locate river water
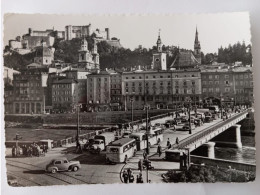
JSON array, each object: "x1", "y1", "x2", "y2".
[{"x1": 214, "y1": 134, "x2": 256, "y2": 164}]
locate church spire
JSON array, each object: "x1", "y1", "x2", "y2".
[
  {"x1": 194, "y1": 26, "x2": 201, "y2": 64},
  {"x1": 156, "y1": 29, "x2": 162, "y2": 52}
]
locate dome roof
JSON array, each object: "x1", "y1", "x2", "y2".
[{"x1": 35, "y1": 46, "x2": 53, "y2": 57}]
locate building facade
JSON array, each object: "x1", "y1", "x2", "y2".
[
  {"x1": 122, "y1": 69, "x2": 202, "y2": 110},
  {"x1": 86, "y1": 71, "x2": 112, "y2": 111},
  {"x1": 51, "y1": 79, "x2": 78, "y2": 113},
  {"x1": 12, "y1": 68, "x2": 48, "y2": 114},
  {"x1": 201, "y1": 67, "x2": 253, "y2": 106}
]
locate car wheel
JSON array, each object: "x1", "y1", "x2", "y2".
[
  {"x1": 73, "y1": 166, "x2": 79, "y2": 172},
  {"x1": 51, "y1": 168, "x2": 57, "y2": 174}
]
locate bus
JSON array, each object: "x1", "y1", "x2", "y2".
[
  {"x1": 129, "y1": 127, "x2": 163, "y2": 151},
  {"x1": 106, "y1": 138, "x2": 137, "y2": 163}
]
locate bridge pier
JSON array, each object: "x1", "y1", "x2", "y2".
[
  {"x1": 204, "y1": 142, "x2": 215, "y2": 159},
  {"x1": 213, "y1": 124, "x2": 243, "y2": 148},
  {"x1": 234, "y1": 124, "x2": 242, "y2": 148}
]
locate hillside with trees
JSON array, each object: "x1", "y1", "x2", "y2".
[{"x1": 3, "y1": 37, "x2": 252, "y2": 70}]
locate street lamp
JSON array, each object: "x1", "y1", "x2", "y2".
[
  {"x1": 75, "y1": 104, "x2": 82, "y2": 153},
  {"x1": 186, "y1": 97, "x2": 192, "y2": 134},
  {"x1": 220, "y1": 94, "x2": 223, "y2": 119},
  {"x1": 130, "y1": 97, "x2": 134, "y2": 122},
  {"x1": 144, "y1": 104, "x2": 150, "y2": 183}
]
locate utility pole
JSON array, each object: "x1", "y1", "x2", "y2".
[
  {"x1": 130, "y1": 98, "x2": 134, "y2": 122},
  {"x1": 220, "y1": 93, "x2": 223, "y2": 119},
  {"x1": 144, "y1": 104, "x2": 150, "y2": 183},
  {"x1": 187, "y1": 97, "x2": 192, "y2": 135}
]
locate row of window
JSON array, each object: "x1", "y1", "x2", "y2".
[
  {"x1": 125, "y1": 81, "x2": 195, "y2": 87},
  {"x1": 125, "y1": 74, "x2": 196, "y2": 80},
  {"x1": 125, "y1": 88, "x2": 196, "y2": 94},
  {"x1": 53, "y1": 97, "x2": 71, "y2": 102},
  {"x1": 53, "y1": 84, "x2": 71, "y2": 88},
  {"x1": 202, "y1": 87, "x2": 229, "y2": 93},
  {"x1": 53, "y1": 91, "x2": 71, "y2": 95}
]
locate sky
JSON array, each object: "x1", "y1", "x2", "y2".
[{"x1": 3, "y1": 12, "x2": 251, "y2": 54}]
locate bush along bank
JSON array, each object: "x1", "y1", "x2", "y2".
[{"x1": 164, "y1": 165, "x2": 255, "y2": 183}]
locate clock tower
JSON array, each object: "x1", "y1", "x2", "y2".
[{"x1": 152, "y1": 30, "x2": 167, "y2": 70}]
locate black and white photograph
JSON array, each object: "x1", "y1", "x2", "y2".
[{"x1": 3, "y1": 12, "x2": 255, "y2": 186}]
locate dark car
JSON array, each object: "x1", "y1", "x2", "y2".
[
  {"x1": 46, "y1": 158, "x2": 81, "y2": 173},
  {"x1": 164, "y1": 120, "x2": 176, "y2": 128}
]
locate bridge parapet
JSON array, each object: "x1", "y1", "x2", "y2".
[{"x1": 172, "y1": 109, "x2": 249, "y2": 152}]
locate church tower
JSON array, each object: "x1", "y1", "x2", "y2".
[
  {"x1": 194, "y1": 27, "x2": 201, "y2": 64},
  {"x1": 78, "y1": 37, "x2": 100, "y2": 70},
  {"x1": 152, "y1": 30, "x2": 166, "y2": 70},
  {"x1": 92, "y1": 38, "x2": 100, "y2": 70}
]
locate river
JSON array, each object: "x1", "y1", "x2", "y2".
[{"x1": 214, "y1": 134, "x2": 256, "y2": 164}]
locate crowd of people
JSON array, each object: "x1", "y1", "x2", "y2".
[{"x1": 12, "y1": 143, "x2": 48, "y2": 157}]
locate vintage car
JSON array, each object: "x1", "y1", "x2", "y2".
[
  {"x1": 182, "y1": 123, "x2": 196, "y2": 131},
  {"x1": 46, "y1": 158, "x2": 81, "y2": 173}
]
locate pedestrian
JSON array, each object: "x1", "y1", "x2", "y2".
[
  {"x1": 127, "y1": 168, "x2": 132, "y2": 180},
  {"x1": 157, "y1": 144, "x2": 162, "y2": 157},
  {"x1": 143, "y1": 150, "x2": 147, "y2": 160},
  {"x1": 176, "y1": 137, "x2": 179, "y2": 145},
  {"x1": 166, "y1": 138, "x2": 170, "y2": 147},
  {"x1": 12, "y1": 146, "x2": 16, "y2": 157},
  {"x1": 138, "y1": 159, "x2": 143, "y2": 172},
  {"x1": 122, "y1": 170, "x2": 128, "y2": 183},
  {"x1": 129, "y1": 173, "x2": 135, "y2": 183},
  {"x1": 138, "y1": 173, "x2": 144, "y2": 183},
  {"x1": 168, "y1": 143, "x2": 172, "y2": 149}
]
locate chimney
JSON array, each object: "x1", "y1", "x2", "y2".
[
  {"x1": 29, "y1": 28, "x2": 32, "y2": 36},
  {"x1": 105, "y1": 28, "x2": 110, "y2": 40}
]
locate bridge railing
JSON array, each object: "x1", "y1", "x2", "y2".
[{"x1": 173, "y1": 109, "x2": 249, "y2": 150}]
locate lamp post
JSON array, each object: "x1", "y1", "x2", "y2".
[
  {"x1": 186, "y1": 97, "x2": 192, "y2": 134},
  {"x1": 220, "y1": 94, "x2": 223, "y2": 119},
  {"x1": 130, "y1": 97, "x2": 134, "y2": 122},
  {"x1": 144, "y1": 104, "x2": 150, "y2": 183},
  {"x1": 76, "y1": 104, "x2": 82, "y2": 153}
]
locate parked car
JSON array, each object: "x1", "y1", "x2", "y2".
[
  {"x1": 122, "y1": 131, "x2": 132, "y2": 138},
  {"x1": 180, "y1": 116, "x2": 189, "y2": 123},
  {"x1": 182, "y1": 123, "x2": 196, "y2": 131},
  {"x1": 46, "y1": 158, "x2": 81, "y2": 173},
  {"x1": 164, "y1": 119, "x2": 176, "y2": 128}
]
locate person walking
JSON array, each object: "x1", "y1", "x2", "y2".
[
  {"x1": 176, "y1": 137, "x2": 179, "y2": 145},
  {"x1": 143, "y1": 150, "x2": 147, "y2": 160},
  {"x1": 127, "y1": 168, "x2": 132, "y2": 180},
  {"x1": 166, "y1": 138, "x2": 170, "y2": 147},
  {"x1": 157, "y1": 144, "x2": 162, "y2": 157},
  {"x1": 12, "y1": 146, "x2": 16, "y2": 157},
  {"x1": 138, "y1": 159, "x2": 143, "y2": 172},
  {"x1": 122, "y1": 170, "x2": 128, "y2": 183},
  {"x1": 129, "y1": 173, "x2": 135, "y2": 183}
]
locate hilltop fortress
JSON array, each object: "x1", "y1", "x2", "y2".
[{"x1": 7, "y1": 24, "x2": 121, "y2": 54}]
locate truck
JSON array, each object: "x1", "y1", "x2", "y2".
[{"x1": 90, "y1": 132, "x2": 115, "y2": 153}]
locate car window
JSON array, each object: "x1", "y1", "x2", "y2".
[
  {"x1": 54, "y1": 161, "x2": 62, "y2": 164},
  {"x1": 64, "y1": 160, "x2": 68, "y2": 163}
]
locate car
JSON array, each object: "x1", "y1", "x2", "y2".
[
  {"x1": 122, "y1": 131, "x2": 132, "y2": 138},
  {"x1": 182, "y1": 123, "x2": 195, "y2": 131},
  {"x1": 180, "y1": 116, "x2": 189, "y2": 123},
  {"x1": 46, "y1": 158, "x2": 81, "y2": 173},
  {"x1": 164, "y1": 119, "x2": 176, "y2": 128}
]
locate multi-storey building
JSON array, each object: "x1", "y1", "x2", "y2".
[
  {"x1": 201, "y1": 67, "x2": 253, "y2": 106},
  {"x1": 110, "y1": 72, "x2": 123, "y2": 110},
  {"x1": 65, "y1": 69, "x2": 89, "y2": 105},
  {"x1": 51, "y1": 79, "x2": 79, "y2": 113},
  {"x1": 86, "y1": 70, "x2": 113, "y2": 112},
  {"x1": 122, "y1": 69, "x2": 201, "y2": 110},
  {"x1": 12, "y1": 68, "x2": 48, "y2": 114}
]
